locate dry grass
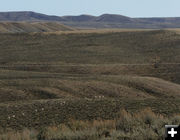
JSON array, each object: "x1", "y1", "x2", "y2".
[
  {"x1": 0, "y1": 30, "x2": 180, "y2": 139},
  {"x1": 167, "y1": 28, "x2": 180, "y2": 34},
  {"x1": 0, "y1": 22, "x2": 74, "y2": 33},
  {"x1": 0, "y1": 108, "x2": 180, "y2": 140},
  {"x1": 42, "y1": 28, "x2": 157, "y2": 35}
]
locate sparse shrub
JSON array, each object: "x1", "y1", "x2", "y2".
[
  {"x1": 136, "y1": 108, "x2": 157, "y2": 127},
  {"x1": 37, "y1": 128, "x2": 47, "y2": 140},
  {"x1": 170, "y1": 115, "x2": 180, "y2": 125},
  {"x1": 1, "y1": 109, "x2": 180, "y2": 140},
  {"x1": 116, "y1": 109, "x2": 135, "y2": 132},
  {"x1": 0, "y1": 129, "x2": 37, "y2": 140}
]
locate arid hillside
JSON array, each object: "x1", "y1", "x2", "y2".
[
  {"x1": 0, "y1": 22, "x2": 74, "y2": 33},
  {"x1": 0, "y1": 30, "x2": 180, "y2": 132}
]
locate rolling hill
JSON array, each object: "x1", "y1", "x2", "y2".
[
  {"x1": 0, "y1": 29, "x2": 180, "y2": 130},
  {"x1": 0, "y1": 30, "x2": 180, "y2": 100},
  {"x1": 0, "y1": 11, "x2": 65, "y2": 21},
  {"x1": 1, "y1": 11, "x2": 180, "y2": 28},
  {"x1": 0, "y1": 22, "x2": 74, "y2": 33}
]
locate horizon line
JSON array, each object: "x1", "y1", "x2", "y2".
[{"x1": 0, "y1": 10, "x2": 180, "y2": 18}]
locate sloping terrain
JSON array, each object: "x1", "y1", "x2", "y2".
[
  {"x1": 1, "y1": 11, "x2": 180, "y2": 28},
  {"x1": 0, "y1": 11, "x2": 65, "y2": 21},
  {"x1": 0, "y1": 22, "x2": 74, "y2": 33},
  {"x1": 1, "y1": 73, "x2": 180, "y2": 103},
  {"x1": 0, "y1": 30, "x2": 180, "y2": 100},
  {"x1": 0, "y1": 30, "x2": 180, "y2": 129}
]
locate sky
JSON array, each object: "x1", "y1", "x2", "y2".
[{"x1": 0, "y1": 0, "x2": 179, "y2": 17}]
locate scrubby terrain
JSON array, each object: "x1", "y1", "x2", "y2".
[
  {"x1": 1, "y1": 109, "x2": 180, "y2": 140},
  {"x1": 0, "y1": 29, "x2": 180, "y2": 139}
]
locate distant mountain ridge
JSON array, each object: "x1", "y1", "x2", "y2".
[
  {"x1": 0, "y1": 11, "x2": 65, "y2": 21},
  {"x1": 1, "y1": 11, "x2": 180, "y2": 28}
]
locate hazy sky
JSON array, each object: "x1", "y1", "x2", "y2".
[{"x1": 0, "y1": 0, "x2": 179, "y2": 17}]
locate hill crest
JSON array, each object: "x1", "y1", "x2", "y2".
[{"x1": 1, "y1": 11, "x2": 180, "y2": 28}]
